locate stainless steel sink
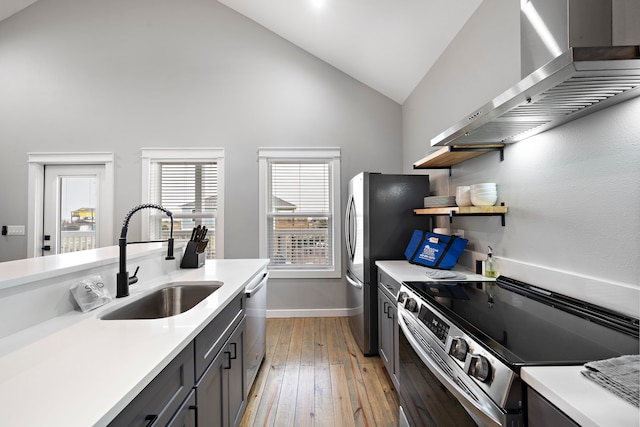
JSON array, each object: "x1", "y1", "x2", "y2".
[{"x1": 100, "y1": 281, "x2": 222, "y2": 320}]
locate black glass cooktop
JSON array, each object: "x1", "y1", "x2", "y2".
[{"x1": 403, "y1": 277, "x2": 640, "y2": 368}]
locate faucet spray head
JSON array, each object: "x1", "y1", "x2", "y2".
[{"x1": 120, "y1": 203, "x2": 173, "y2": 238}]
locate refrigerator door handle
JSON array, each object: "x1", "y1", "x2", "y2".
[
  {"x1": 345, "y1": 195, "x2": 356, "y2": 261},
  {"x1": 344, "y1": 195, "x2": 351, "y2": 258},
  {"x1": 346, "y1": 270, "x2": 363, "y2": 289}
]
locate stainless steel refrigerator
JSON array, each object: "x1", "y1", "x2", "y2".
[{"x1": 345, "y1": 172, "x2": 430, "y2": 356}]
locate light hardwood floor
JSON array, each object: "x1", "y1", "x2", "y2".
[{"x1": 240, "y1": 317, "x2": 400, "y2": 427}]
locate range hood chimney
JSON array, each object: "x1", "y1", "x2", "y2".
[{"x1": 431, "y1": 0, "x2": 640, "y2": 147}]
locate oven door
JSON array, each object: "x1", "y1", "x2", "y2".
[{"x1": 398, "y1": 311, "x2": 506, "y2": 427}]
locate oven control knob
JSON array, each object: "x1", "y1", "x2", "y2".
[
  {"x1": 449, "y1": 337, "x2": 468, "y2": 361},
  {"x1": 405, "y1": 298, "x2": 418, "y2": 313},
  {"x1": 468, "y1": 354, "x2": 492, "y2": 383},
  {"x1": 397, "y1": 292, "x2": 408, "y2": 304}
]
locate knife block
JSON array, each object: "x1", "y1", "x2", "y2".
[{"x1": 180, "y1": 241, "x2": 205, "y2": 268}]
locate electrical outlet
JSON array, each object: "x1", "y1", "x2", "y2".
[{"x1": 6, "y1": 225, "x2": 25, "y2": 236}]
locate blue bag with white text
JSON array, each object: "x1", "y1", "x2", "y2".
[{"x1": 404, "y1": 230, "x2": 468, "y2": 270}]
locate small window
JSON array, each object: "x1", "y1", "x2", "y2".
[
  {"x1": 142, "y1": 148, "x2": 224, "y2": 259},
  {"x1": 258, "y1": 148, "x2": 341, "y2": 278}
]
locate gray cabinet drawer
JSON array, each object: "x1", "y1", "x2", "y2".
[
  {"x1": 194, "y1": 293, "x2": 244, "y2": 381},
  {"x1": 108, "y1": 342, "x2": 195, "y2": 427},
  {"x1": 378, "y1": 270, "x2": 400, "y2": 303}
]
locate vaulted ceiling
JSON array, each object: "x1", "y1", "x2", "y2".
[
  {"x1": 0, "y1": 0, "x2": 483, "y2": 104},
  {"x1": 0, "y1": 0, "x2": 38, "y2": 22}
]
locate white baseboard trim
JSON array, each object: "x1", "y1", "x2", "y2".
[{"x1": 267, "y1": 308, "x2": 351, "y2": 318}]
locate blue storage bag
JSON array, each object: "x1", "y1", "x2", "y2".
[{"x1": 404, "y1": 230, "x2": 468, "y2": 270}]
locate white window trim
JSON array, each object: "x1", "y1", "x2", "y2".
[
  {"x1": 258, "y1": 147, "x2": 341, "y2": 279},
  {"x1": 141, "y1": 148, "x2": 225, "y2": 259},
  {"x1": 27, "y1": 152, "x2": 115, "y2": 258}
]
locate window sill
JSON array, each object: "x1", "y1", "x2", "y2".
[{"x1": 267, "y1": 269, "x2": 341, "y2": 279}]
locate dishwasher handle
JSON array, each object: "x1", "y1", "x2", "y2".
[{"x1": 246, "y1": 272, "x2": 268, "y2": 297}]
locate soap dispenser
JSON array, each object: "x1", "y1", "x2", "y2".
[{"x1": 484, "y1": 246, "x2": 499, "y2": 278}]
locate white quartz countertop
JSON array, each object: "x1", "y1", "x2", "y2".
[
  {"x1": 0, "y1": 258, "x2": 269, "y2": 427},
  {"x1": 376, "y1": 259, "x2": 493, "y2": 283},
  {"x1": 522, "y1": 365, "x2": 640, "y2": 427}
]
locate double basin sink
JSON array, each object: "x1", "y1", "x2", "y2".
[{"x1": 100, "y1": 281, "x2": 223, "y2": 320}]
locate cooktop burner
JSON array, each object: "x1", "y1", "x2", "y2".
[{"x1": 403, "y1": 277, "x2": 639, "y2": 368}]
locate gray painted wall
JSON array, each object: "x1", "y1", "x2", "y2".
[
  {"x1": 403, "y1": 1, "x2": 640, "y2": 293},
  {"x1": 0, "y1": 0, "x2": 403, "y2": 312},
  {"x1": 2, "y1": 0, "x2": 638, "y2": 314}
]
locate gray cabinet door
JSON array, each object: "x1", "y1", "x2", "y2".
[
  {"x1": 196, "y1": 318, "x2": 246, "y2": 427},
  {"x1": 378, "y1": 287, "x2": 398, "y2": 389},
  {"x1": 197, "y1": 344, "x2": 226, "y2": 426},
  {"x1": 166, "y1": 390, "x2": 197, "y2": 427},
  {"x1": 527, "y1": 387, "x2": 579, "y2": 427},
  {"x1": 378, "y1": 290, "x2": 393, "y2": 368},
  {"x1": 228, "y1": 321, "x2": 246, "y2": 427}
]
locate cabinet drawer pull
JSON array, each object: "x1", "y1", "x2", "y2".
[
  {"x1": 224, "y1": 351, "x2": 232, "y2": 370},
  {"x1": 230, "y1": 342, "x2": 237, "y2": 360},
  {"x1": 144, "y1": 414, "x2": 158, "y2": 427},
  {"x1": 189, "y1": 405, "x2": 198, "y2": 419}
]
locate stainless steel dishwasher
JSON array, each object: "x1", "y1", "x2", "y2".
[{"x1": 244, "y1": 269, "x2": 268, "y2": 393}]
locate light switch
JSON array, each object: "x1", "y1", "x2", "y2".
[{"x1": 7, "y1": 225, "x2": 25, "y2": 236}]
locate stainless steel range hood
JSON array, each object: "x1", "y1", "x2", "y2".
[{"x1": 431, "y1": 0, "x2": 640, "y2": 147}]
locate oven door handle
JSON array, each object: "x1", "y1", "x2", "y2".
[{"x1": 398, "y1": 311, "x2": 504, "y2": 427}]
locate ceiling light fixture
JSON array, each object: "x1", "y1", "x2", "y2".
[{"x1": 310, "y1": 0, "x2": 326, "y2": 10}]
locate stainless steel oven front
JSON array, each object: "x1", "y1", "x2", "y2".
[{"x1": 397, "y1": 285, "x2": 524, "y2": 427}]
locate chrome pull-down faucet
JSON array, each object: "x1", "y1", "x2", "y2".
[{"x1": 117, "y1": 204, "x2": 175, "y2": 298}]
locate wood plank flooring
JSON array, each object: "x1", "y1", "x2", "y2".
[{"x1": 240, "y1": 317, "x2": 400, "y2": 427}]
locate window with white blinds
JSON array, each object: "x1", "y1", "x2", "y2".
[
  {"x1": 258, "y1": 148, "x2": 341, "y2": 278},
  {"x1": 142, "y1": 149, "x2": 224, "y2": 259}
]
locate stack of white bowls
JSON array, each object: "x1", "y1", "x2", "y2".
[
  {"x1": 470, "y1": 183, "x2": 498, "y2": 206},
  {"x1": 455, "y1": 186, "x2": 471, "y2": 207}
]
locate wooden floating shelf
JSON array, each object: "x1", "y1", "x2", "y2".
[
  {"x1": 414, "y1": 204, "x2": 508, "y2": 226},
  {"x1": 413, "y1": 144, "x2": 505, "y2": 170},
  {"x1": 414, "y1": 205, "x2": 508, "y2": 215}
]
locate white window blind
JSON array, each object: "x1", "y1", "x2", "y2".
[
  {"x1": 148, "y1": 161, "x2": 219, "y2": 259},
  {"x1": 150, "y1": 162, "x2": 218, "y2": 212},
  {"x1": 259, "y1": 148, "x2": 341, "y2": 278}
]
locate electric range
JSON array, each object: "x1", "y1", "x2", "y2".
[{"x1": 397, "y1": 275, "x2": 639, "y2": 427}]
